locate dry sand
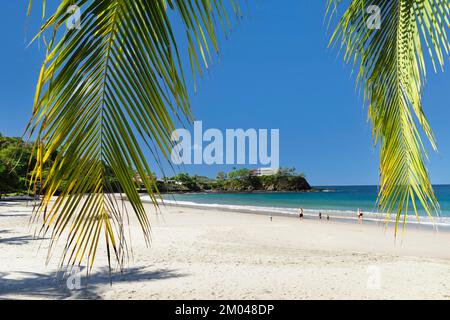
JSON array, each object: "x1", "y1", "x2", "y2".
[{"x1": 1, "y1": 200, "x2": 450, "y2": 300}]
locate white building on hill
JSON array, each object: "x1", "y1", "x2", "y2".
[{"x1": 250, "y1": 168, "x2": 279, "y2": 177}]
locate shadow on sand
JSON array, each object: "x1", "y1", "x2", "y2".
[
  {"x1": 0, "y1": 201, "x2": 33, "y2": 216},
  {"x1": 0, "y1": 201, "x2": 35, "y2": 207},
  {"x1": 0, "y1": 235, "x2": 35, "y2": 246},
  {"x1": 0, "y1": 230, "x2": 47, "y2": 246},
  {"x1": 0, "y1": 267, "x2": 187, "y2": 299},
  {"x1": 0, "y1": 213, "x2": 29, "y2": 217}
]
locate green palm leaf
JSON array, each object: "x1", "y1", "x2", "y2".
[
  {"x1": 327, "y1": 0, "x2": 450, "y2": 233},
  {"x1": 27, "y1": 0, "x2": 239, "y2": 270}
]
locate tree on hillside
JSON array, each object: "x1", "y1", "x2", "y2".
[
  {"x1": 173, "y1": 173, "x2": 201, "y2": 192},
  {"x1": 0, "y1": 135, "x2": 34, "y2": 198}
]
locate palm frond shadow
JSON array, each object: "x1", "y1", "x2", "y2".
[
  {"x1": 0, "y1": 235, "x2": 35, "y2": 246},
  {"x1": 0, "y1": 202, "x2": 34, "y2": 208},
  {"x1": 0, "y1": 267, "x2": 186, "y2": 299}
]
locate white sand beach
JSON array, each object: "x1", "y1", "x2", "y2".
[{"x1": 1, "y1": 200, "x2": 450, "y2": 300}]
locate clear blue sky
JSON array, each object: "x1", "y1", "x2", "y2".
[{"x1": 1, "y1": 0, "x2": 449, "y2": 186}]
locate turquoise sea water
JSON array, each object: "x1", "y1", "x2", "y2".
[{"x1": 161, "y1": 185, "x2": 450, "y2": 222}]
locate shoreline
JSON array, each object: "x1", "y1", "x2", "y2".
[
  {"x1": 145, "y1": 197, "x2": 450, "y2": 232},
  {"x1": 3, "y1": 195, "x2": 448, "y2": 230}
]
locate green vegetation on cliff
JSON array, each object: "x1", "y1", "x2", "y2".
[
  {"x1": 158, "y1": 167, "x2": 311, "y2": 193},
  {"x1": 0, "y1": 135, "x2": 311, "y2": 197}
]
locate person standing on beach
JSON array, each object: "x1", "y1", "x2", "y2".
[
  {"x1": 299, "y1": 208, "x2": 304, "y2": 220},
  {"x1": 319, "y1": 212, "x2": 322, "y2": 220},
  {"x1": 357, "y1": 209, "x2": 363, "y2": 224},
  {"x1": 327, "y1": 215, "x2": 330, "y2": 222}
]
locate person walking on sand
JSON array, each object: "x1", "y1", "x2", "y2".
[
  {"x1": 319, "y1": 212, "x2": 322, "y2": 220},
  {"x1": 299, "y1": 208, "x2": 304, "y2": 220},
  {"x1": 327, "y1": 215, "x2": 330, "y2": 222}
]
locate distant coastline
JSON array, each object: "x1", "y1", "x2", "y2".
[{"x1": 156, "y1": 188, "x2": 330, "y2": 195}]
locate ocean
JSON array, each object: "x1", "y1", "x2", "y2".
[{"x1": 158, "y1": 185, "x2": 450, "y2": 226}]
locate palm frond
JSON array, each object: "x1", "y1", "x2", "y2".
[
  {"x1": 27, "y1": 0, "x2": 238, "y2": 270},
  {"x1": 327, "y1": 0, "x2": 450, "y2": 233}
]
